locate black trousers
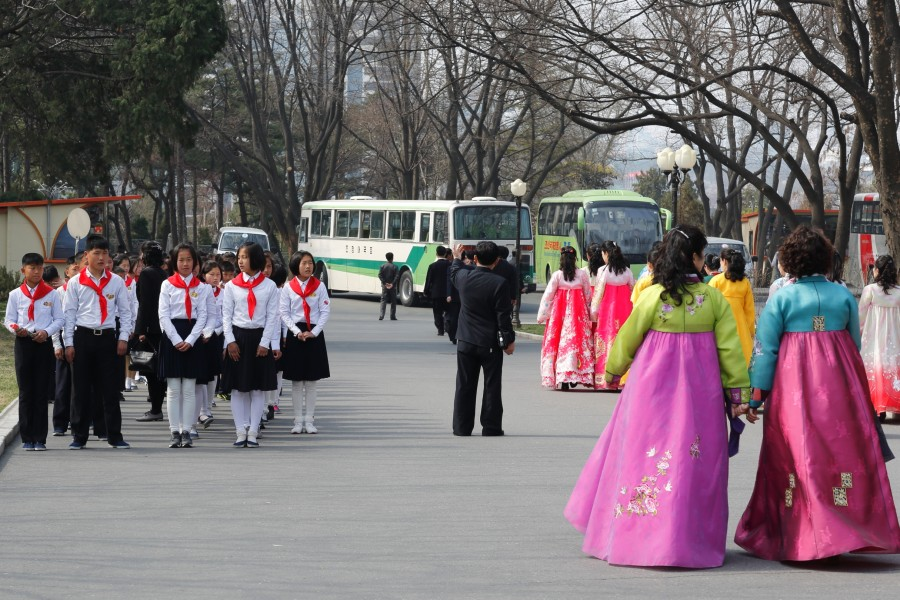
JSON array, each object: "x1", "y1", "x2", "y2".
[
  {"x1": 431, "y1": 297, "x2": 448, "y2": 333},
  {"x1": 446, "y1": 302, "x2": 460, "y2": 342},
  {"x1": 71, "y1": 328, "x2": 123, "y2": 444},
  {"x1": 14, "y1": 336, "x2": 54, "y2": 444},
  {"x1": 53, "y1": 356, "x2": 72, "y2": 432},
  {"x1": 380, "y1": 287, "x2": 397, "y2": 318},
  {"x1": 453, "y1": 340, "x2": 504, "y2": 435}
]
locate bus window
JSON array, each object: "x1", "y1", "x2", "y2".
[
  {"x1": 561, "y1": 204, "x2": 576, "y2": 236},
  {"x1": 419, "y1": 213, "x2": 431, "y2": 242},
  {"x1": 311, "y1": 210, "x2": 322, "y2": 236},
  {"x1": 336, "y1": 210, "x2": 350, "y2": 237},
  {"x1": 538, "y1": 204, "x2": 554, "y2": 235},
  {"x1": 401, "y1": 211, "x2": 416, "y2": 240},
  {"x1": 453, "y1": 205, "x2": 532, "y2": 240},
  {"x1": 360, "y1": 211, "x2": 372, "y2": 238},
  {"x1": 321, "y1": 210, "x2": 332, "y2": 237},
  {"x1": 370, "y1": 211, "x2": 385, "y2": 238},
  {"x1": 388, "y1": 211, "x2": 402, "y2": 239},
  {"x1": 434, "y1": 212, "x2": 448, "y2": 242},
  {"x1": 298, "y1": 217, "x2": 308, "y2": 243},
  {"x1": 349, "y1": 210, "x2": 361, "y2": 238},
  {"x1": 851, "y1": 200, "x2": 884, "y2": 235}
]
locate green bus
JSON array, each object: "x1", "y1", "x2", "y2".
[
  {"x1": 535, "y1": 190, "x2": 664, "y2": 284},
  {"x1": 297, "y1": 197, "x2": 535, "y2": 306}
]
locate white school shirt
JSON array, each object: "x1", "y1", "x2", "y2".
[
  {"x1": 4, "y1": 283, "x2": 65, "y2": 337},
  {"x1": 222, "y1": 272, "x2": 281, "y2": 351},
  {"x1": 202, "y1": 285, "x2": 224, "y2": 338},
  {"x1": 158, "y1": 274, "x2": 209, "y2": 346},
  {"x1": 64, "y1": 269, "x2": 133, "y2": 346},
  {"x1": 52, "y1": 285, "x2": 68, "y2": 351},
  {"x1": 280, "y1": 277, "x2": 331, "y2": 337},
  {"x1": 124, "y1": 276, "x2": 140, "y2": 329}
]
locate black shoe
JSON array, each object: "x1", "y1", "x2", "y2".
[
  {"x1": 482, "y1": 429, "x2": 505, "y2": 437},
  {"x1": 118, "y1": 392, "x2": 125, "y2": 402},
  {"x1": 437, "y1": 330, "x2": 445, "y2": 336},
  {"x1": 267, "y1": 405, "x2": 275, "y2": 420},
  {"x1": 452, "y1": 431, "x2": 472, "y2": 436},
  {"x1": 180, "y1": 431, "x2": 193, "y2": 448},
  {"x1": 390, "y1": 317, "x2": 398, "y2": 321},
  {"x1": 379, "y1": 316, "x2": 384, "y2": 320},
  {"x1": 199, "y1": 415, "x2": 214, "y2": 429},
  {"x1": 136, "y1": 411, "x2": 164, "y2": 422},
  {"x1": 169, "y1": 432, "x2": 182, "y2": 448}
]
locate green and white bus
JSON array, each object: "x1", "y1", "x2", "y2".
[
  {"x1": 535, "y1": 189, "x2": 664, "y2": 284},
  {"x1": 297, "y1": 197, "x2": 535, "y2": 306}
]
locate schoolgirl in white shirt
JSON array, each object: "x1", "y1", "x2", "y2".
[
  {"x1": 158, "y1": 244, "x2": 209, "y2": 448},
  {"x1": 280, "y1": 251, "x2": 331, "y2": 434},
  {"x1": 195, "y1": 260, "x2": 224, "y2": 430},
  {"x1": 222, "y1": 242, "x2": 281, "y2": 448}
]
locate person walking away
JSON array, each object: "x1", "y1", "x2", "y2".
[
  {"x1": 630, "y1": 244, "x2": 661, "y2": 305},
  {"x1": 708, "y1": 249, "x2": 755, "y2": 365},
  {"x1": 859, "y1": 255, "x2": 900, "y2": 419},
  {"x1": 590, "y1": 241, "x2": 634, "y2": 389},
  {"x1": 5, "y1": 253, "x2": 64, "y2": 451},
  {"x1": 735, "y1": 226, "x2": 900, "y2": 561},
  {"x1": 281, "y1": 251, "x2": 331, "y2": 435},
  {"x1": 379, "y1": 252, "x2": 399, "y2": 320},
  {"x1": 537, "y1": 246, "x2": 593, "y2": 389},
  {"x1": 449, "y1": 242, "x2": 515, "y2": 436},
  {"x1": 423, "y1": 246, "x2": 450, "y2": 335},
  {"x1": 63, "y1": 235, "x2": 134, "y2": 449},
  {"x1": 134, "y1": 242, "x2": 168, "y2": 423}
]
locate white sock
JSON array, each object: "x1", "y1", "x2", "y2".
[
  {"x1": 166, "y1": 379, "x2": 183, "y2": 433},
  {"x1": 304, "y1": 381, "x2": 318, "y2": 422},
  {"x1": 180, "y1": 378, "x2": 196, "y2": 432},
  {"x1": 292, "y1": 383, "x2": 304, "y2": 425},
  {"x1": 231, "y1": 390, "x2": 251, "y2": 432},
  {"x1": 248, "y1": 390, "x2": 266, "y2": 435}
]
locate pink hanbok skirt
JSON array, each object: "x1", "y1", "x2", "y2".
[
  {"x1": 593, "y1": 284, "x2": 632, "y2": 388},
  {"x1": 735, "y1": 330, "x2": 900, "y2": 561},
  {"x1": 540, "y1": 288, "x2": 593, "y2": 388}
]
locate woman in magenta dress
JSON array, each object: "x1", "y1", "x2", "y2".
[
  {"x1": 565, "y1": 225, "x2": 752, "y2": 568},
  {"x1": 537, "y1": 246, "x2": 593, "y2": 389},
  {"x1": 735, "y1": 226, "x2": 900, "y2": 561},
  {"x1": 590, "y1": 241, "x2": 634, "y2": 389}
]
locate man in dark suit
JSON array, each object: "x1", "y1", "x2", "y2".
[
  {"x1": 449, "y1": 241, "x2": 516, "y2": 436},
  {"x1": 423, "y1": 246, "x2": 450, "y2": 336}
]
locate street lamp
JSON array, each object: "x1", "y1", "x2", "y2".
[
  {"x1": 510, "y1": 178, "x2": 527, "y2": 328},
  {"x1": 656, "y1": 144, "x2": 697, "y2": 224}
]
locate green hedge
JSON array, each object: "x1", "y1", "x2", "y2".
[{"x1": 0, "y1": 266, "x2": 22, "y2": 301}]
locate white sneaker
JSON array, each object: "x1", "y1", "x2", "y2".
[
  {"x1": 305, "y1": 421, "x2": 318, "y2": 434},
  {"x1": 124, "y1": 380, "x2": 136, "y2": 391},
  {"x1": 291, "y1": 423, "x2": 304, "y2": 434}
]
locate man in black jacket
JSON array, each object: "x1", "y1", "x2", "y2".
[
  {"x1": 449, "y1": 241, "x2": 516, "y2": 436},
  {"x1": 378, "y1": 252, "x2": 400, "y2": 321},
  {"x1": 423, "y1": 246, "x2": 450, "y2": 335}
]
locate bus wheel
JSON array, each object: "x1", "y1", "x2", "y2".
[
  {"x1": 398, "y1": 270, "x2": 417, "y2": 307},
  {"x1": 316, "y1": 263, "x2": 329, "y2": 293}
]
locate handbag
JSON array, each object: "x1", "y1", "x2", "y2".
[{"x1": 129, "y1": 340, "x2": 158, "y2": 373}]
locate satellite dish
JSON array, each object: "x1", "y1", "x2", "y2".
[{"x1": 67, "y1": 208, "x2": 91, "y2": 239}]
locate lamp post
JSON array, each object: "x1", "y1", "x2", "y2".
[
  {"x1": 656, "y1": 144, "x2": 697, "y2": 225},
  {"x1": 510, "y1": 178, "x2": 527, "y2": 328}
]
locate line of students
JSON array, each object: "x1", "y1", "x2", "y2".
[{"x1": 5, "y1": 236, "x2": 332, "y2": 451}]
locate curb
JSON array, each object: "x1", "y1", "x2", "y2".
[
  {"x1": 0, "y1": 398, "x2": 20, "y2": 459},
  {"x1": 514, "y1": 330, "x2": 544, "y2": 341}
]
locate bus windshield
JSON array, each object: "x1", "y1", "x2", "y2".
[
  {"x1": 584, "y1": 203, "x2": 661, "y2": 263},
  {"x1": 452, "y1": 206, "x2": 532, "y2": 241}
]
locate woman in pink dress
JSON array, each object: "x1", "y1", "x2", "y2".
[
  {"x1": 590, "y1": 241, "x2": 634, "y2": 389},
  {"x1": 537, "y1": 246, "x2": 593, "y2": 389},
  {"x1": 859, "y1": 255, "x2": 900, "y2": 418},
  {"x1": 735, "y1": 227, "x2": 900, "y2": 561}
]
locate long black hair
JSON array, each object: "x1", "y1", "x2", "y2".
[
  {"x1": 559, "y1": 246, "x2": 578, "y2": 281},
  {"x1": 875, "y1": 255, "x2": 898, "y2": 294},
  {"x1": 653, "y1": 225, "x2": 707, "y2": 306},
  {"x1": 721, "y1": 248, "x2": 746, "y2": 282},
  {"x1": 601, "y1": 240, "x2": 629, "y2": 276},
  {"x1": 587, "y1": 243, "x2": 604, "y2": 277}
]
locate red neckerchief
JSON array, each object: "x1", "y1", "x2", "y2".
[
  {"x1": 78, "y1": 268, "x2": 113, "y2": 323},
  {"x1": 231, "y1": 272, "x2": 266, "y2": 319},
  {"x1": 289, "y1": 276, "x2": 320, "y2": 327},
  {"x1": 167, "y1": 274, "x2": 201, "y2": 319},
  {"x1": 125, "y1": 276, "x2": 135, "y2": 288},
  {"x1": 213, "y1": 287, "x2": 221, "y2": 298},
  {"x1": 20, "y1": 281, "x2": 55, "y2": 321}
]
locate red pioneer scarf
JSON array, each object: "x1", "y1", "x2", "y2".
[
  {"x1": 231, "y1": 272, "x2": 266, "y2": 319},
  {"x1": 213, "y1": 287, "x2": 221, "y2": 298},
  {"x1": 125, "y1": 276, "x2": 135, "y2": 288},
  {"x1": 167, "y1": 274, "x2": 201, "y2": 319},
  {"x1": 79, "y1": 268, "x2": 114, "y2": 323},
  {"x1": 20, "y1": 281, "x2": 55, "y2": 321},
  {"x1": 289, "y1": 276, "x2": 320, "y2": 328}
]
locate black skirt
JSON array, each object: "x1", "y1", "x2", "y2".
[
  {"x1": 221, "y1": 326, "x2": 277, "y2": 392},
  {"x1": 158, "y1": 319, "x2": 203, "y2": 380},
  {"x1": 281, "y1": 322, "x2": 330, "y2": 382},
  {"x1": 196, "y1": 332, "x2": 223, "y2": 385}
]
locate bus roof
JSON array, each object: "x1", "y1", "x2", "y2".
[
  {"x1": 538, "y1": 189, "x2": 658, "y2": 205},
  {"x1": 300, "y1": 198, "x2": 519, "y2": 211}
]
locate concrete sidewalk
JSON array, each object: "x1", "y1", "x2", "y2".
[{"x1": 1, "y1": 295, "x2": 899, "y2": 599}]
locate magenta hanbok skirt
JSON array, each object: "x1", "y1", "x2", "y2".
[
  {"x1": 565, "y1": 330, "x2": 731, "y2": 568},
  {"x1": 735, "y1": 330, "x2": 900, "y2": 561},
  {"x1": 593, "y1": 284, "x2": 632, "y2": 388},
  {"x1": 540, "y1": 288, "x2": 594, "y2": 388}
]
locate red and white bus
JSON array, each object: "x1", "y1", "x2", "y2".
[{"x1": 846, "y1": 193, "x2": 885, "y2": 291}]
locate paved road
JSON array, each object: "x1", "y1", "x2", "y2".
[{"x1": 2, "y1": 291, "x2": 899, "y2": 599}]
